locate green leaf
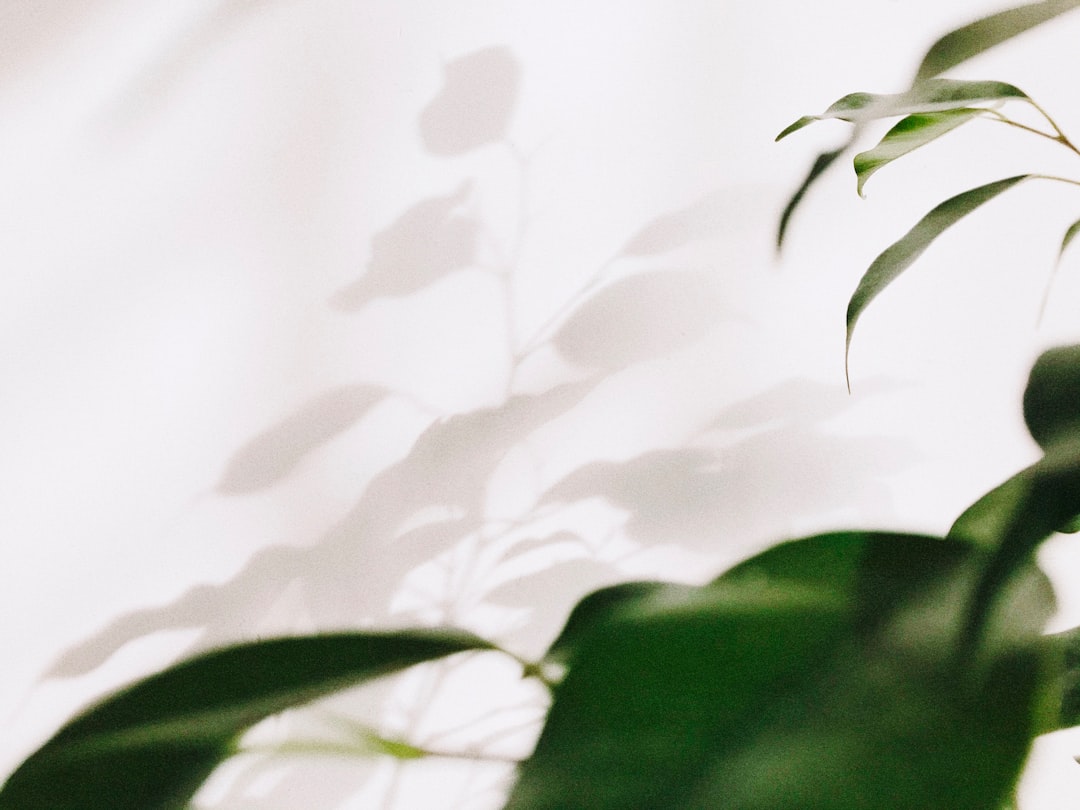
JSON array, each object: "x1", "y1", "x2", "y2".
[
  {"x1": 506, "y1": 532, "x2": 1052, "y2": 810},
  {"x1": 544, "y1": 580, "x2": 693, "y2": 666},
  {"x1": 776, "y1": 79, "x2": 1029, "y2": 140},
  {"x1": 1024, "y1": 344, "x2": 1080, "y2": 451},
  {"x1": 854, "y1": 109, "x2": 985, "y2": 196},
  {"x1": 948, "y1": 347, "x2": 1080, "y2": 653},
  {"x1": 777, "y1": 142, "x2": 852, "y2": 250},
  {"x1": 1047, "y1": 623, "x2": 1080, "y2": 730},
  {"x1": 1040, "y1": 218, "x2": 1080, "y2": 320},
  {"x1": 0, "y1": 629, "x2": 494, "y2": 810},
  {"x1": 845, "y1": 175, "x2": 1030, "y2": 386},
  {"x1": 915, "y1": 0, "x2": 1080, "y2": 83}
]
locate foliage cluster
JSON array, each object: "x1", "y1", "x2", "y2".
[{"x1": 6, "y1": 2, "x2": 1080, "y2": 807}]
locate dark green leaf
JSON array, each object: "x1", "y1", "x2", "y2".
[
  {"x1": 948, "y1": 347, "x2": 1080, "y2": 653},
  {"x1": 776, "y1": 79, "x2": 1028, "y2": 140},
  {"x1": 0, "y1": 629, "x2": 494, "y2": 810},
  {"x1": 544, "y1": 580, "x2": 692, "y2": 666},
  {"x1": 506, "y1": 532, "x2": 1051, "y2": 810},
  {"x1": 1024, "y1": 344, "x2": 1080, "y2": 451},
  {"x1": 854, "y1": 109, "x2": 985, "y2": 196},
  {"x1": 915, "y1": 0, "x2": 1080, "y2": 82},
  {"x1": 1047, "y1": 624, "x2": 1080, "y2": 730},
  {"x1": 777, "y1": 142, "x2": 852, "y2": 250},
  {"x1": 846, "y1": 175, "x2": 1030, "y2": 385}
]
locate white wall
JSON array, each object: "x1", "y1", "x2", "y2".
[{"x1": 2, "y1": 2, "x2": 1080, "y2": 807}]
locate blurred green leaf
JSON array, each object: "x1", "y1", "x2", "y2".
[
  {"x1": 544, "y1": 580, "x2": 692, "y2": 666},
  {"x1": 915, "y1": 0, "x2": 1080, "y2": 82},
  {"x1": 777, "y1": 142, "x2": 852, "y2": 250},
  {"x1": 0, "y1": 630, "x2": 494, "y2": 810},
  {"x1": 507, "y1": 532, "x2": 1051, "y2": 810},
  {"x1": 1047, "y1": 624, "x2": 1080, "y2": 730},
  {"x1": 1024, "y1": 344, "x2": 1080, "y2": 452},
  {"x1": 854, "y1": 109, "x2": 985, "y2": 196},
  {"x1": 776, "y1": 79, "x2": 1028, "y2": 141},
  {"x1": 846, "y1": 175, "x2": 1030, "y2": 385},
  {"x1": 948, "y1": 346, "x2": 1080, "y2": 654}
]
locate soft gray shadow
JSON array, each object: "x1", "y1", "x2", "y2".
[
  {"x1": 541, "y1": 379, "x2": 915, "y2": 551},
  {"x1": 551, "y1": 269, "x2": 733, "y2": 372},
  {"x1": 216, "y1": 385, "x2": 386, "y2": 494},
  {"x1": 418, "y1": 46, "x2": 521, "y2": 156},
  {"x1": 47, "y1": 380, "x2": 599, "y2": 679},
  {"x1": 329, "y1": 182, "x2": 478, "y2": 310}
]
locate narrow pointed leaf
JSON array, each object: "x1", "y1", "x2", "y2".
[
  {"x1": 777, "y1": 142, "x2": 851, "y2": 250},
  {"x1": 1040, "y1": 217, "x2": 1080, "y2": 320},
  {"x1": 0, "y1": 629, "x2": 494, "y2": 809},
  {"x1": 846, "y1": 175, "x2": 1030, "y2": 382},
  {"x1": 776, "y1": 79, "x2": 1028, "y2": 140},
  {"x1": 855, "y1": 109, "x2": 984, "y2": 196},
  {"x1": 915, "y1": 0, "x2": 1080, "y2": 82}
]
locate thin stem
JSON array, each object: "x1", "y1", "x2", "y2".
[
  {"x1": 981, "y1": 105, "x2": 1080, "y2": 158},
  {"x1": 1028, "y1": 97, "x2": 1080, "y2": 157},
  {"x1": 1030, "y1": 173, "x2": 1080, "y2": 189},
  {"x1": 240, "y1": 739, "x2": 523, "y2": 765}
]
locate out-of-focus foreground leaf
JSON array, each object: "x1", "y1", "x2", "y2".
[
  {"x1": 845, "y1": 175, "x2": 1030, "y2": 384},
  {"x1": 508, "y1": 531, "x2": 1053, "y2": 810},
  {"x1": 949, "y1": 344, "x2": 1080, "y2": 656},
  {"x1": 915, "y1": 0, "x2": 1080, "y2": 82},
  {"x1": 854, "y1": 109, "x2": 985, "y2": 196},
  {"x1": 0, "y1": 630, "x2": 494, "y2": 810}
]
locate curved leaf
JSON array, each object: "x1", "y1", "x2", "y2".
[
  {"x1": 854, "y1": 108, "x2": 984, "y2": 196},
  {"x1": 0, "y1": 630, "x2": 494, "y2": 809},
  {"x1": 915, "y1": 0, "x2": 1080, "y2": 83},
  {"x1": 506, "y1": 532, "x2": 1052, "y2": 810},
  {"x1": 776, "y1": 79, "x2": 1028, "y2": 140},
  {"x1": 777, "y1": 142, "x2": 852, "y2": 250},
  {"x1": 846, "y1": 175, "x2": 1030, "y2": 385}
]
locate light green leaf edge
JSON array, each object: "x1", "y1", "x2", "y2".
[
  {"x1": 776, "y1": 79, "x2": 1028, "y2": 141},
  {"x1": 0, "y1": 629, "x2": 495, "y2": 810},
  {"x1": 845, "y1": 175, "x2": 1030, "y2": 389},
  {"x1": 854, "y1": 108, "x2": 986, "y2": 197},
  {"x1": 915, "y1": 0, "x2": 1080, "y2": 82}
]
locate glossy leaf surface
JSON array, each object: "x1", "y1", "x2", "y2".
[
  {"x1": 846, "y1": 175, "x2": 1029, "y2": 382},
  {"x1": 0, "y1": 630, "x2": 494, "y2": 809},
  {"x1": 854, "y1": 109, "x2": 984, "y2": 196},
  {"x1": 507, "y1": 532, "x2": 1052, "y2": 810},
  {"x1": 915, "y1": 0, "x2": 1080, "y2": 82}
]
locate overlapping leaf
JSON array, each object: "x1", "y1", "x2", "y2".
[
  {"x1": 510, "y1": 531, "x2": 1053, "y2": 810},
  {"x1": 854, "y1": 109, "x2": 985, "y2": 196},
  {"x1": 776, "y1": 79, "x2": 1028, "y2": 141},
  {"x1": 0, "y1": 630, "x2": 494, "y2": 809}
]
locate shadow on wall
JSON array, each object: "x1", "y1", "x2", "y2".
[{"x1": 41, "y1": 43, "x2": 913, "y2": 809}]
